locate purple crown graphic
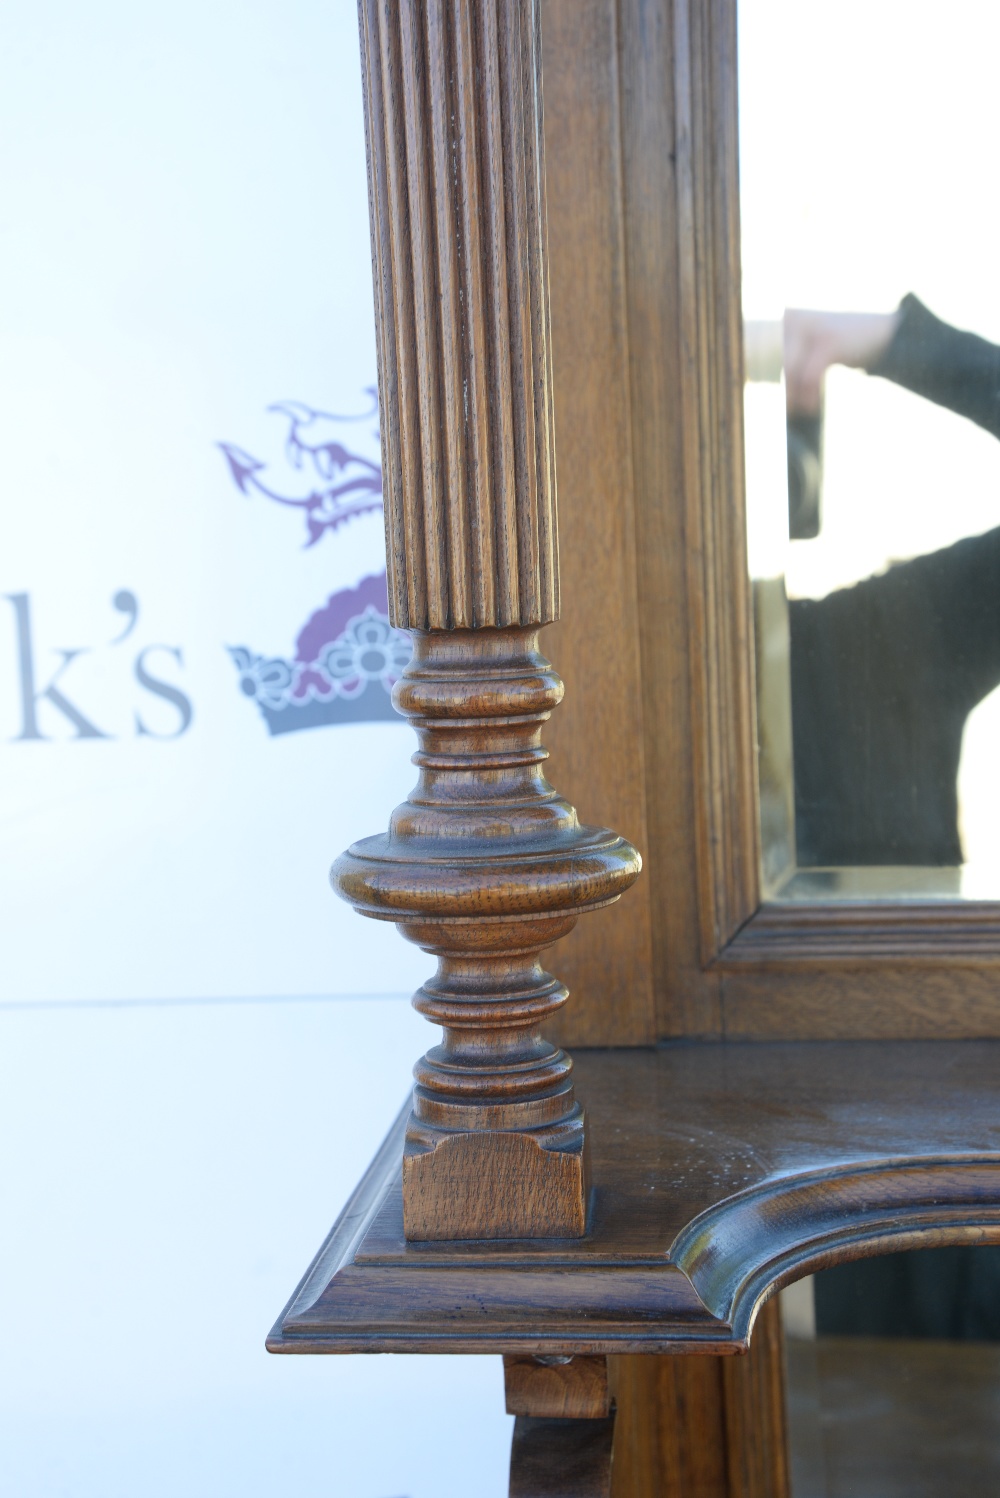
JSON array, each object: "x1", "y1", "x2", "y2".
[{"x1": 220, "y1": 399, "x2": 409, "y2": 736}]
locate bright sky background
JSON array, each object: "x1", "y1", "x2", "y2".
[{"x1": 738, "y1": 0, "x2": 1000, "y2": 890}]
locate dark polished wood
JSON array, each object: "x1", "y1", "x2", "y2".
[
  {"x1": 609, "y1": 1296, "x2": 789, "y2": 1498},
  {"x1": 332, "y1": 626, "x2": 639, "y2": 1239},
  {"x1": 538, "y1": 0, "x2": 656, "y2": 1048},
  {"x1": 347, "y1": 0, "x2": 641, "y2": 1239},
  {"x1": 535, "y1": 0, "x2": 757, "y2": 1046},
  {"x1": 505, "y1": 1355, "x2": 614, "y2": 1495},
  {"x1": 360, "y1": 0, "x2": 557, "y2": 631},
  {"x1": 718, "y1": 904, "x2": 1000, "y2": 1040},
  {"x1": 719, "y1": 1292, "x2": 790, "y2": 1498},
  {"x1": 268, "y1": 1040, "x2": 1000, "y2": 1354},
  {"x1": 284, "y1": 0, "x2": 1000, "y2": 1486},
  {"x1": 536, "y1": 0, "x2": 1000, "y2": 1047},
  {"x1": 509, "y1": 1414, "x2": 616, "y2": 1497}
]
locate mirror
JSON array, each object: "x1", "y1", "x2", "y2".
[
  {"x1": 782, "y1": 1246, "x2": 1000, "y2": 1494},
  {"x1": 738, "y1": 0, "x2": 1000, "y2": 901}
]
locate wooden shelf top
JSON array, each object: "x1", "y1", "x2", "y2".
[{"x1": 268, "y1": 1040, "x2": 1000, "y2": 1357}]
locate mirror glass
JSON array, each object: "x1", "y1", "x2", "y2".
[
  {"x1": 739, "y1": 1, "x2": 1000, "y2": 900},
  {"x1": 782, "y1": 1246, "x2": 1000, "y2": 1495}
]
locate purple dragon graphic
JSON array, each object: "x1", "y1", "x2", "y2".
[
  {"x1": 220, "y1": 397, "x2": 409, "y2": 736},
  {"x1": 218, "y1": 394, "x2": 384, "y2": 546}
]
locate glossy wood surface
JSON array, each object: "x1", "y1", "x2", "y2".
[
  {"x1": 360, "y1": 0, "x2": 557, "y2": 630},
  {"x1": 719, "y1": 908, "x2": 1000, "y2": 1040},
  {"x1": 288, "y1": 0, "x2": 1000, "y2": 1487},
  {"x1": 537, "y1": 0, "x2": 1000, "y2": 1045},
  {"x1": 268, "y1": 1040, "x2": 1000, "y2": 1354},
  {"x1": 504, "y1": 1332, "x2": 787, "y2": 1498},
  {"x1": 347, "y1": 0, "x2": 641, "y2": 1238},
  {"x1": 332, "y1": 626, "x2": 639, "y2": 1238},
  {"x1": 610, "y1": 1296, "x2": 789, "y2": 1497}
]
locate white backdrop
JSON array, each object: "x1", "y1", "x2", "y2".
[{"x1": 0, "y1": 0, "x2": 430, "y2": 1002}]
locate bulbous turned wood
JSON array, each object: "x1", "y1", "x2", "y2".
[
  {"x1": 332, "y1": 627, "x2": 641, "y2": 1239},
  {"x1": 352, "y1": 0, "x2": 639, "y2": 1238}
]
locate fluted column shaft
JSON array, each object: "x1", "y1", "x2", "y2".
[
  {"x1": 338, "y1": 0, "x2": 641, "y2": 1240},
  {"x1": 360, "y1": 0, "x2": 558, "y2": 629}
]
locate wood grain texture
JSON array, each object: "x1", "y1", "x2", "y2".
[
  {"x1": 331, "y1": 627, "x2": 639, "y2": 1237},
  {"x1": 608, "y1": 1297, "x2": 788, "y2": 1498},
  {"x1": 720, "y1": 967, "x2": 1000, "y2": 1042},
  {"x1": 351, "y1": 0, "x2": 644, "y2": 1237},
  {"x1": 359, "y1": 0, "x2": 557, "y2": 630},
  {"x1": 529, "y1": 0, "x2": 758, "y2": 1043},
  {"x1": 631, "y1": 0, "x2": 1000, "y2": 1035},
  {"x1": 268, "y1": 1040, "x2": 1000, "y2": 1354},
  {"x1": 537, "y1": 0, "x2": 1000, "y2": 1039},
  {"x1": 611, "y1": 1353, "x2": 727, "y2": 1497},
  {"x1": 505, "y1": 1355, "x2": 611, "y2": 1419},
  {"x1": 537, "y1": 0, "x2": 656, "y2": 1048},
  {"x1": 509, "y1": 1414, "x2": 616, "y2": 1497},
  {"x1": 669, "y1": 0, "x2": 759, "y2": 968},
  {"x1": 719, "y1": 1295, "x2": 790, "y2": 1498},
  {"x1": 717, "y1": 905, "x2": 1000, "y2": 1038},
  {"x1": 720, "y1": 900, "x2": 1000, "y2": 965},
  {"x1": 615, "y1": 0, "x2": 721, "y2": 1041},
  {"x1": 618, "y1": 0, "x2": 758, "y2": 1038}
]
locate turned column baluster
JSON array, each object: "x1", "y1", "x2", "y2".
[{"x1": 336, "y1": 0, "x2": 641, "y2": 1240}]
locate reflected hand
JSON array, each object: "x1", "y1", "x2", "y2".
[{"x1": 783, "y1": 308, "x2": 900, "y2": 414}]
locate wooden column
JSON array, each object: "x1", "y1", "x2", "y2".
[
  {"x1": 609, "y1": 1299, "x2": 791, "y2": 1498},
  {"x1": 505, "y1": 1355, "x2": 616, "y2": 1496},
  {"x1": 336, "y1": 0, "x2": 641, "y2": 1240}
]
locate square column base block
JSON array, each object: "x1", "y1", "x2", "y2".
[
  {"x1": 268, "y1": 1043, "x2": 1000, "y2": 1357},
  {"x1": 402, "y1": 1122, "x2": 590, "y2": 1240}
]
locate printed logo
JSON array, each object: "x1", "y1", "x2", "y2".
[
  {"x1": 219, "y1": 396, "x2": 384, "y2": 548},
  {"x1": 4, "y1": 590, "x2": 192, "y2": 740},
  {"x1": 219, "y1": 397, "x2": 407, "y2": 736}
]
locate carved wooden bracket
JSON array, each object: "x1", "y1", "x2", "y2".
[{"x1": 338, "y1": 0, "x2": 641, "y2": 1239}]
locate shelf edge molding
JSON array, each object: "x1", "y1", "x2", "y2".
[
  {"x1": 671, "y1": 1153, "x2": 1000, "y2": 1340},
  {"x1": 268, "y1": 1042, "x2": 1000, "y2": 1355},
  {"x1": 268, "y1": 1144, "x2": 1000, "y2": 1354}
]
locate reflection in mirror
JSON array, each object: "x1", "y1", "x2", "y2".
[
  {"x1": 781, "y1": 1246, "x2": 1000, "y2": 1495},
  {"x1": 739, "y1": 1, "x2": 1000, "y2": 901}
]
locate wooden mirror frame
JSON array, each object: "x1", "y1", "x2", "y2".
[
  {"x1": 268, "y1": 6, "x2": 1000, "y2": 1489},
  {"x1": 542, "y1": 0, "x2": 1000, "y2": 1049}
]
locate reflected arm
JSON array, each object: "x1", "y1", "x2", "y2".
[{"x1": 869, "y1": 293, "x2": 1000, "y2": 441}]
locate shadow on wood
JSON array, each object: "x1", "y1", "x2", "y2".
[
  {"x1": 510, "y1": 1414, "x2": 616, "y2": 1497},
  {"x1": 609, "y1": 1297, "x2": 789, "y2": 1498}
]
